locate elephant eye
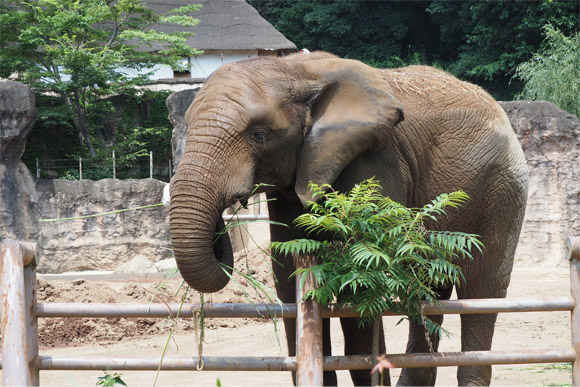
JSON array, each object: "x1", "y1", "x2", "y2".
[{"x1": 251, "y1": 128, "x2": 267, "y2": 143}]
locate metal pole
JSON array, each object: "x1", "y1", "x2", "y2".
[
  {"x1": 324, "y1": 349, "x2": 576, "y2": 370},
  {"x1": 295, "y1": 254, "x2": 323, "y2": 386},
  {"x1": 168, "y1": 159, "x2": 172, "y2": 179},
  {"x1": 35, "y1": 158, "x2": 39, "y2": 178},
  {"x1": 35, "y1": 355, "x2": 297, "y2": 371},
  {"x1": 0, "y1": 240, "x2": 36, "y2": 386},
  {"x1": 371, "y1": 317, "x2": 380, "y2": 386},
  {"x1": 34, "y1": 296, "x2": 575, "y2": 319},
  {"x1": 26, "y1": 349, "x2": 576, "y2": 372},
  {"x1": 79, "y1": 158, "x2": 83, "y2": 180},
  {"x1": 24, "y1": 246, "x2": 39, "y2": 385},
  {"x1": 112, "y1": 150, "x2": 116, "y2": 179},
  {"x1": 36, "y1": 302, "x2": 293, "y2": 318},
  {"x1": 567, "y1": 236, "x2": 580, "y2": 385},
  {"x1": 150, "y1": 151, "x2": 153, "y2": 179}
]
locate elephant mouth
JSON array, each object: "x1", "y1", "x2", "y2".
[{"x1": 213, "y1": 216, "x2": 234, "y2": 269}]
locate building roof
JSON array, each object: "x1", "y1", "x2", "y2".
[{"x1": 144, "y1": 0, "x2": 296, "y2": 52}]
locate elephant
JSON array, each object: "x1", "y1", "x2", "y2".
[{"x1": 169, "y1": 51, "x2": 528, "y2": 386}]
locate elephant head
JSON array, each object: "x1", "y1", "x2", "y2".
[{"x1": 169, "y1": 52, "x2": 404, "y2": 293}]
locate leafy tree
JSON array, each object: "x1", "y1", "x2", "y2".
[
  {"x1": 271, "y1": 179, "x2": 483, "y2": 332},
  {"x1": 0, "y1": 0, "x2": 201, "y2": 157},
  {"x1": 514, "y1": 25, "x2": 580, "y2": 117},
  {"x1": 252, "y1": 0, "x2": 440, "y2": 68},
  {"x1": 22, "y1": 90, "x2": 174, "y2": 180},
  {"x1": 427, "y1": 0, "x2": 579, "y2": 99},
  {"x1": 252, "y1": 0, "x2": 579, "y2": 100}
]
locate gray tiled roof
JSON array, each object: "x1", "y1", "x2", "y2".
[{"x1": 144, "y1": 0, "x2": 296, "y2": 51}]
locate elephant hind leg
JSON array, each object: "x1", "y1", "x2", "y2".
[
  {"x1": 454, "y1": 173, "x2": 526, "y2": 385},
  {"x1": 397, "y1": 286, "x2": 453, "y2": 386}
]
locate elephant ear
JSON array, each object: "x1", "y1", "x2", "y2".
[{"x1": 293, "y1": 58, "x2": 404, "y2": 205}]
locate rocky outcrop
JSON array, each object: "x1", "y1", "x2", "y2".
[
  {"x1": 0, "y1": 81, "x2": 38, "y2": 241},
  {"x1": 166, "y1": 88, "x2": 199, "y2": 168},
  {"x1": 0, "y1": 81, "x2": 37, "y2": 161},
  {"x1": 500, "y1": 101, "x2": 580, "y2": 267}
]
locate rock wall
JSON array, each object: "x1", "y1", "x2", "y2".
[
  {"x1": 0, "y1": 81, "x2": 38, "y2": 241},
  {"x1": 166, "y1": 88, "x2": 199, "y2": 168},
  {"x1": 35, "y1": 178, "x2": 171, "y2": 273},
  {"x1": 500, "y1": 101, "x2": 580, "y2": 266}
]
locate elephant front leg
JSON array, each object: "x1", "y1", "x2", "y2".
[
  {"x1": 397, "y1": 286, "x2": 452, "y2": 386},
  {"x1": 340, "y1": 317, "x2": 389, "y2": 386},
  {"x1": 396, "y1": 314, "x2": 443, "y2": 386}
]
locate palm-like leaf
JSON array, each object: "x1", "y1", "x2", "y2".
[{"x1": 270, "y1": 178, "x2": 483, "y2": 334}]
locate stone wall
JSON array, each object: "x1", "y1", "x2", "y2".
[
  {"x1": 35, "y1": 178, "x2": 171, "y2": 273},
  {"x1": 166, "y1": 88, "x2": 199, "y2": 168},
  {"x1": 500, "y1": 101, "x2": 580, "y2": 266}
]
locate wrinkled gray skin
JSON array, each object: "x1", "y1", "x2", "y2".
[{"x1": 169, "y1": 52, "x2": 528, "y2": 386}]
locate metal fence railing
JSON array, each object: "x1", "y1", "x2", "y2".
[
  {"x1": 1, "y1": 235, "x2": 579, "y2": 386},
  {"x1": 35, "y1": 151, "x2": 173, "y2": 182}
]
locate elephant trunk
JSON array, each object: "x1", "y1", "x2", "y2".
[{"x1": 169, "y1": 171, "x2": 233, "y2": 293}]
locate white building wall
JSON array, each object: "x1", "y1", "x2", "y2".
[
  {"x1": 119, "y1": 50, "x2": 259, "y2": 81},
  {"x1": 189, "y1": 50, "x2": 259, "y2": 78}
]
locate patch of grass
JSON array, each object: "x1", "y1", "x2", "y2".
[{"x1": 503, "y1": 363, "x2": 571, "y2": 386}]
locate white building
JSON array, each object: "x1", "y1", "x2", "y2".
[{"x1": 136, "y1": 0, "x2": 296, "y2": 90}]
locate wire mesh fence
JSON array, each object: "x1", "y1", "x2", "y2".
[{"x1": 35, "y1": 151, "x2": 173, "y2": 182}]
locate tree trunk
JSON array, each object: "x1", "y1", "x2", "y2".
[{"x1": 61, "y1": 93, "x2": 96, "y2": 157}]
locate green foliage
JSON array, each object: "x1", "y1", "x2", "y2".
[
  {"x1": 515, "y1": 25, "x2": 580, "y2": 117},
  {"x1": 271, "y1": 179, "x2": 483, "y2": 331},
  {"x1": 251, "y1": 0, "x2": 578, "y2": 100},
  {"x1": 251, "y1": 0, "x2": 441, "y2": 68},
  {"x1": 0, "y1": 0, "x2": 201, "y2": 156},
  {"x1": 22, "y1": 90, "x2": 173, "y2": 180},
  {"x1": 427, "y1": 0, "x2": 579, "y2": 99},
  {"x1": 96, "y1": 372, "x2": 127, "y2": 387},
  {"x1": 103, "y1": 90, "x2": 174, "y2": 179}
]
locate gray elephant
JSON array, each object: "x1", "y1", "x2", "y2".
[{"x1": 169, "y1": 51, "x2": 528, "y2": 386}]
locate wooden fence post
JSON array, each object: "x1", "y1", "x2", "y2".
[
  {"x1": 295, "y1": 253, "x2": 323, "y2": 386},
  {"x1": 0, "y1": 240, "x2": 38, "y2": 386},
  {"x1": 567, "y1": 236, "x2": 580, "y2": 386}
]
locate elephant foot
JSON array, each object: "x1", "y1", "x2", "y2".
[
  {"x1": 397, "y1": 367, "x2": 436, "y2": 386},
  {"x1": 457, "y1": 365, "x2": 492, "y2": 386}
]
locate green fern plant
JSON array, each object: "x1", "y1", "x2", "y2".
[{"x1": 271, "y1": 178, "x2": 483, "y2": 334}]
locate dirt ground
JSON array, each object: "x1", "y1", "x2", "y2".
[{"x1": 1, "y1": 248, "x2": 573, "y2": 386}]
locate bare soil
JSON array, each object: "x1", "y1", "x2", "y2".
[{"x1": 1, "y1": 249, "x2": 573, "y2": 386}]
